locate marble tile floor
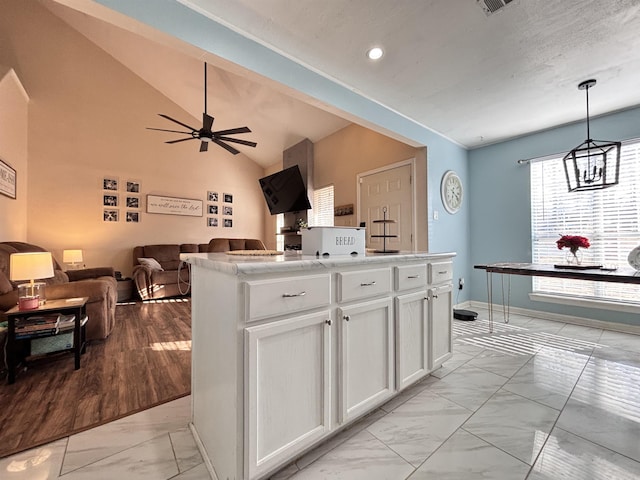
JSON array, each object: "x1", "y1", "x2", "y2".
[{"x1": 4, "y1": 308, "x2": 640, "y2": 479}]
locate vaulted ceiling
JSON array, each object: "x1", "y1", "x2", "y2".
[{"x1": 46, "y1": 0, "x2": 640, "y2": 165}]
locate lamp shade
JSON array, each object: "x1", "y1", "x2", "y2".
[
  {"x1": 63, "y1": 249, "x2": 84, "y2": 264},
  {"x1": 10, "y1": 252, "x2": 55, "y2": 282}
]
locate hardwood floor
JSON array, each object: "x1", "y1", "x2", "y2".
[{"x1": 0, "y1": 298, "x2": 192, "y2": 458}]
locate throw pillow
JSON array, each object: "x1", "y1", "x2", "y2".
[{"x1": 138, "y1": 257, "x2": 164, "y2": 271}]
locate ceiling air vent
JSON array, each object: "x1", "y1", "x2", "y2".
[{"x1": 477, "y1": 0, "x2": 514, "y2": 15}]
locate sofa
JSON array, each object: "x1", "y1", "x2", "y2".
[
  {"x1": 132, "y1": 238, "x2": 266, "y2": 300},
  {"x1": 0, "y1": 242, "x2": 118, "y2": 341}
]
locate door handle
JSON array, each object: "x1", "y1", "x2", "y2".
[
  {"x1": 360, "y1": 281, "x2": 376, "y2": 287},
  {"x1": 282, "y1": 291, "x2": 306, "y2": 298}
]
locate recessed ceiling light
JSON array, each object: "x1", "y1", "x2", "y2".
[{"x1": 367, "y1": 47, "x2": 384, "y2": 60}]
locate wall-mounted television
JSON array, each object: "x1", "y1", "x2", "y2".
[{"x1": 259, "y1": 165, "x2": 311, "y2": 215}]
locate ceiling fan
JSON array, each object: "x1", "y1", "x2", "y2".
[{"x1": 147, "y1": 62, "x2": 257, "y2": 154}]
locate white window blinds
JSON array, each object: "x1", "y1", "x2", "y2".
[
  {"x1": 530, "y1": 139, "x2": 640, "y2": 302},
  {"x1": 312, "y1": 185, "x2": 334, "y2": 227}
]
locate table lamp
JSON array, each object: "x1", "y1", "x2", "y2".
[
  {"x1": 10, "y1": 252, "x2": 55, "y2": 310},
  {"x1": 63, "y1": 249, "x2": 84, "y2": 269}
]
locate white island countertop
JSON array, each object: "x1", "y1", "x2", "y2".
[{"x1": 181, "y1": 250, "x2": 456, "y2": 276}]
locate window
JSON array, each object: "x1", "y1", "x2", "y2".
[
  {"x1": 530, "y1": 138, "x2": 640, "y2": 302},
  {"x1": 312, "y1": 185, "x2": 334, "y2": 227}
]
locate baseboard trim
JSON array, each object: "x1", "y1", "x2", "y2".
[
  {"x1": 468, "y1": 300, "x2": 640, "y2": 335},
  {"x1": 190, "y1": 422, "x2": 219, "y2": 480}
]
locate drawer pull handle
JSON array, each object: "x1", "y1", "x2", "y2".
[
  {"x1": 343, "y1": 315, "x2": 350, "y2": 321},
  {"x1": 325, "y1": 319, "x2": 332, "y2": 326},
  {"x1": 282, "y1": 291, "x2": 306, "y2": 298},
  {"x1": 407, "y1": 275, "x2": 420, "y2": 279},
  {"x1": 438, "y1": 271, "x2": 448, "y2": 275},
  {"x1": 360, "y1": 281, "x2": 376, "y2": 287}
]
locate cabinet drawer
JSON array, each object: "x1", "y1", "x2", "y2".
[
  {"x1": 245, "y1": 274, "x2": 331, "y2": 321},
  {"x1": 428, "y1": 261, "x2": 453, "y2": 284},
  {"x1": 338, "y1": 268, "x2": 391, "y2": 303},
  {"x1": 395, "y1": 264, "x2": 427, "y2": 291}
]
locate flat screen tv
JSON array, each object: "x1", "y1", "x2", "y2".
[{"x1": 259, "y1": 165, "x2": 311, "y2": 215}]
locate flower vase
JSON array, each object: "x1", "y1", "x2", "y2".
[{"x1": 566, "y1": 248, "x2": 583, "y2": 265}]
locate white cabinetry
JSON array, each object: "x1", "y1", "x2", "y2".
[
  {"x1": 185, "y1": 251, "x2": 455, "y2": 480},
  {"x1": 245, "y1": 311, "x2": 332, "y2": 479},
  {"x1": 339, "y1": 298, "x2": 394, "y2": 422}
]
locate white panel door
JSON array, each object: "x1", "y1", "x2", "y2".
[
  {"x1": 429, "y1": 284, "x2": 453, "y2": 369},
  {"x1": 359, "y1": 164, "x2": 413, "y2": 251},
  {"x1": 396, "y1": 291, "x2": 430, "y2": 390},
  {"x1": 339, "y1": 297, "x2": 394, "y2": 423},
  {"x1": 245, "y1": 310, "x2": 332, "y2": 479}
]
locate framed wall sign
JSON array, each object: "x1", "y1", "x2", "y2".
[
  {"x1": 0, "y1": 158, "x2": 17, "y2": 199},
  {"x1": 147, "y1": 194, "x2": 203, "y2": 217}
]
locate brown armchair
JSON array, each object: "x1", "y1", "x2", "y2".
[{"x1": 0, "y1": 242, "x2": 117, "y2": 341}]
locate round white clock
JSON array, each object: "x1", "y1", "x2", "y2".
[{"x1": 441, "y1": 170, "x2": 463, "y2": 214}]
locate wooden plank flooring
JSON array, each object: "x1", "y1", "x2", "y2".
[{"x1": 0, "y1": 298, "x2": 192, "y2": 458}]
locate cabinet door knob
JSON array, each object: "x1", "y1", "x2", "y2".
[
  {"x1": 360, "y1": 281, "x2": 376, "y2": 287},
  {"x1": 343, "y1": 315, "x2": 350, "y2": 321},
  {"x1": 432, "y1": 294, "x2": 439, "y2": 299},
  {"x1": 282, "y1": 291, "x2": 306, "y2": 298},
  {"x1": 325, "y1": 319, "x2": 332, "y2": 326}
]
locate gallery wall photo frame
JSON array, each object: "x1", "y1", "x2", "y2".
[
  {"x1": 103, "y1": 177, "x2": 118, "y2": 191},
  {"x1": 126, "y1": 180, "x2": 141, "y2": 193},
  {"x1": 223, "y1": 193, "x2": 233, "y2": 203},
  {"x1": 207, "y1": 191, "x2": 219, "y2": 202},
  {"x1": 126, "y1": 211, "x2": 140, "y2": 223},
  {"x1": 0, "y1": 158, "x2": 17, "y2": 199}
]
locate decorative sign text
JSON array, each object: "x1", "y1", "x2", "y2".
[{"x1": 146, "y1": 194, "x2": 203, "y2": 217}]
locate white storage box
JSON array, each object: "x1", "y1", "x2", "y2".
[{"x1": 301, "y1": 227, "x2": 366, "y2": 256}]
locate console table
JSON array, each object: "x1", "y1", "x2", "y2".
[
  {"x1": 474, "y1": 263, "x2": 640, "y2": 331},
  {"x1": 5, "y1": 296, "x2": 88, "y2": 384}
]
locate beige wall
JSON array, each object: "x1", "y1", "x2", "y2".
[
  {"x1": 0, "y1": 1, "x2": 267, "y2": 276},
  {"x1": 0, "y1": 67, "x2": 28, "y2": 241},
  {"x1": 314, "y1": 124, "x2": 428, "y2": 250}
]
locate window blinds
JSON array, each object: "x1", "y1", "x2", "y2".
[
  {"x1": 530, "y1": 139, "x2": 640, "y2": 302},
  {"x1": 312, "y1": 185, "x2": 334, "y2": 227}
]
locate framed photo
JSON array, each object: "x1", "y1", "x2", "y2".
[
  {"x1": 0, "y1": 158, "x2": 17, "y2": 199},
  {"x1": 207, "y1": 191, "x2": 218, "y2": 202},
  {"x1": 126, "y1": 211, "x2": 140, "y2": 223},
  {"x1": 224, "y1": 218, "x2": 233, "y2": 228},
  {"x1": 126, "y1": 196, "x2": 140, "y2": 208},
  {"x1": 208, "y1": 204, "x2": 218, "y2": 215},
  {"x1": 103, "y1": 194, "x2": 118, "y2": 207},
  {"x1": 223, "y1": 205, "x2": 233, "y2": 216},
  {"x1": 207, "y1": 217, "x2": 218, "y2": 227},
  {"x1": 103, "y1": 177, "x2": 118, "y2": 191},
  {"x1": 104, "y1": 209, "x2": 119, "y2": 222},
  {"x1": 223, "y1": 193, "x2": 233, "y2": 203},
  {"x1": 126, "y1": 180, "x2": 141, "y2": 193}
]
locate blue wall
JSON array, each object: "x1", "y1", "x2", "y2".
[
  {"x1": 94, "y1": 0, "x2": 473, "y2": 302},
  {"x1": 469, "y1": 106, "x2": 640, "y2": 324}
]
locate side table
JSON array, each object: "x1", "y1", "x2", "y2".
[
  {"x1": 116, "y1": 277, "x2": 134, "y2": 302},
  {"x1": 5, "y1": 296, "x2": 88, "y2": 384}
]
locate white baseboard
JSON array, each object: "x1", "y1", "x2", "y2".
[
  {"x1": 189, "y1": 422, "x2": 219, "y2": 480},
  {"x1": 468, "y1": 300, "x2": 640, "y2": 335}
]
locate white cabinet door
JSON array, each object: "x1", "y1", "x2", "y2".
[
  {"x1": 245, "y1": 311, "x2": 332, "y2": 479},
  {"x1": 339, "y1": 298, "x2": 394, "y2": 423},
  {"x1": 396, "y1": 291, "x2": 429, "y2": 390},
  {"x1": 428, "y1": 284, "x2": 453, "y2": 369}
]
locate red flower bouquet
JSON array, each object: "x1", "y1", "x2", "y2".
[{"x1": 556, "y1": 235, "x2": 590, "y2": 254}]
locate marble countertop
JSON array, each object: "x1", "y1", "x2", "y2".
[{"x1": 180, "y1": 251, "x2": 456, "y2": 276}]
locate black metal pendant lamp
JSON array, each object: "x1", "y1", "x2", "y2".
[{"x1": 562, "y1": 79, "x2": 621, "y2": 192}]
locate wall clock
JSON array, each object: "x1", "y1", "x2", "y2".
[{"x1": 441, "y1": 170, "x2": 463, "y2": 214}]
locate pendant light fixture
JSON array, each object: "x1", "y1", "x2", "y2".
[{"x1": 562, "y1": 79, "x2": 621, "y2": 192}]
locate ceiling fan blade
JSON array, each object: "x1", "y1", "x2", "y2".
[
  {"x1": 217, "y1": 136, "x2": 257, "y2": 148},
  {"x1": 213, "y1": 138, "x2": 240, "y2": 155},
  {"x1": 200, "y1": 141, "x2": 209, "y2": 152},
  {"x1": 166, "y1": 137, "x2": 197, "y2": 144},
  {"x1": 158, "y1": 114, "x2": 197, "y2": 132},
  {"x1": 147, "y1": 127, "x2": 192, "y2": 134},
  {"x1": 213, "y1": 126, "x2": 251, "y2": 136},
  {"x1": 203, "y1": 113, "x2": 214, "y2": 131}
]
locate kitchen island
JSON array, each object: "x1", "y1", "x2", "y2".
[{"x1": 181, "y1": 251, "x2": 455, "y2": 480}]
